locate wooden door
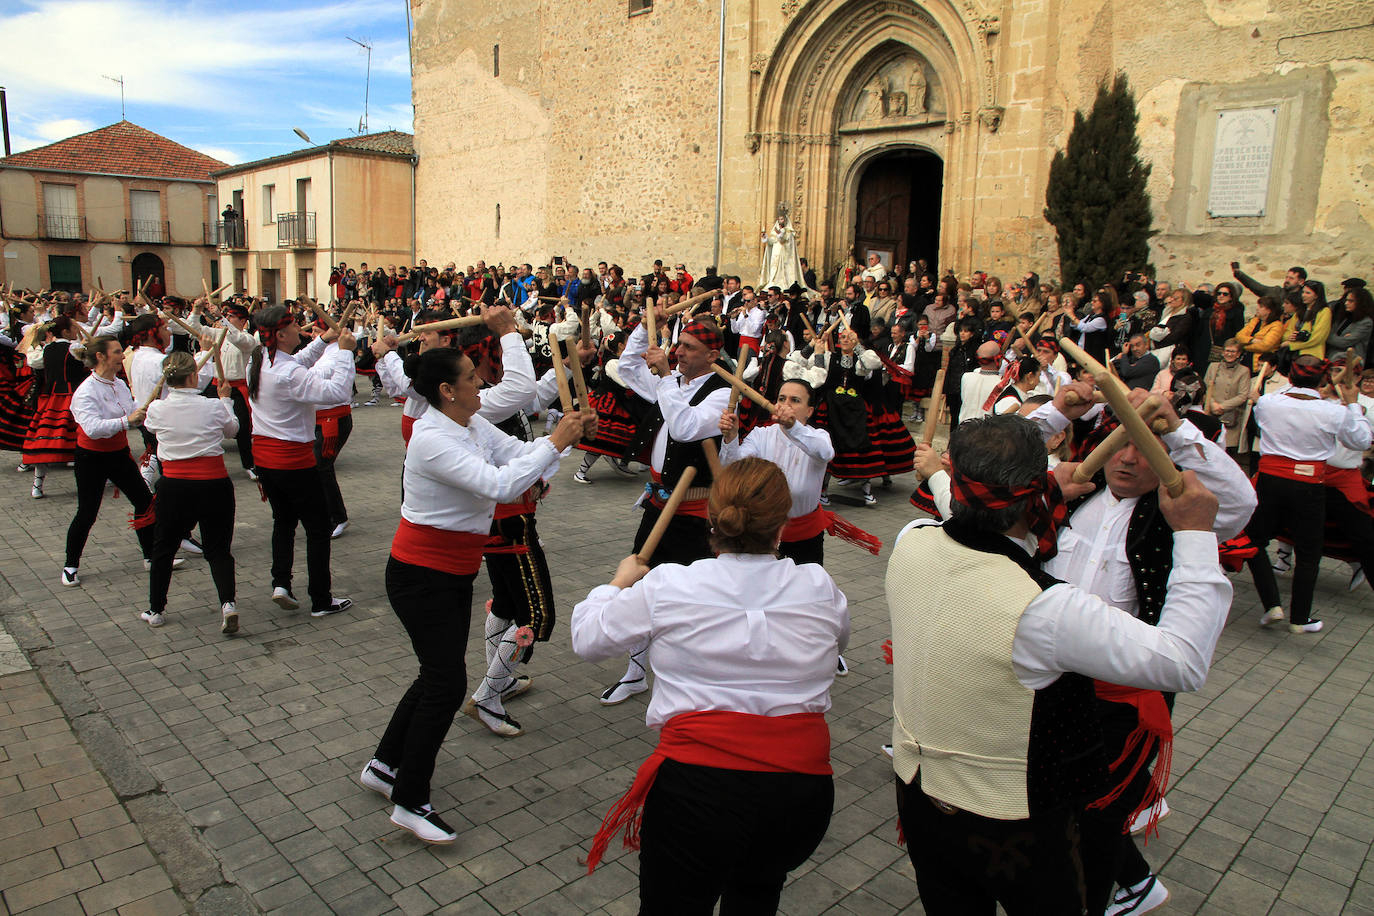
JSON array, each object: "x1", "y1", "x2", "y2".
[{"x1": 854, "y1": 159, "x2": 913, "y2": 270}]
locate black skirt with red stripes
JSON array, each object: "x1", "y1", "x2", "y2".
[
  {"x1": 577, "y1": 387, "x2": 651, "y2": 463},
  {"x1": 23, "y1": 391, "x2": 77, "y2": 465},
  {"x1": 0, "y1": 354, "x2": 35, "y2": 452},
  {"x1": 870, "y1": 404, "x2": 915, "y2": 475}
]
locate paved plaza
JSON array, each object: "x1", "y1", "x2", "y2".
[{"x1": 1, "y1": 403, "x2": 1372, "y2": 915}]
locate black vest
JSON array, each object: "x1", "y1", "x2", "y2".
[{"x1": 659, "y1": 372, "x2": 728, "y2": 490}]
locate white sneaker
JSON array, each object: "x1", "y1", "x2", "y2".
[
  {"x1": 61, "y1": 567, "x2": 81, "y2": 587},
  {"x1": 389, "y1": 804, "x2": 457, "y2": 845},
  {"x1": 311, "y1": 597, "x2": 352, "y2": 618},
  {"x1": 1289, "y1": 619, "x2": 1323, "y2": 634},
  {"x1": 330, "y1": 520, "x2": 349, "y2": 539},
  {"x1": 364, "y1": 397, "x2": 379, "y2": 407},
  {"x1": 246, "y1": 468, "x2": 259, "y2": 482},
  {"x1": 359, "y1": 759, "x2": 395, "y2": 799},
  {"x1": 500, "y1": 675, "x2": 532, "y2": 701},
  {"x1": 599, "y1": 677, "x2": 648, "y2": 706},
  {"x1": 144, "y1": 557, "x2": 185, "y2": 571},
  {"x1": 864, "y1": 492, "x2": 878, "y2": 506},
  {"x1": 1349, "y1": 565, "x2": 1366, "y2": 592},
  {"x1": 31, "y1": 483, "x2": 43, "y2": 499},
  {"x1": 572, "y1": 471, "x2": 592, "y2": 485},
  {"x1": 882, "y1": 744, "x2": 894, "y2": 758},
  {"x1": 1106, "y1": 875, "x2": 1169, "y2": 916},
  {"x1": 836, "y1": 655, "x2": 850, "y2": 677},
  {"x1": 272, "y1": 587, "x2": 299, "y2": 610},
  {"x1": 220, "y1": 602, "x2": 239, "y2": 635},
  {"x1": 1128, "y1": 798, "x2": 1170, "y2": 835},
  {"x1": 179, "y1": 538, "x2": 203, "y2": 556},
  {"x1": 1259, "y1": 606, "x2": 1285, "y2": 627},
  {"x1": 464, "y1": 700, "x2": 523, "y2": 737},
  {"x1": 140, "y1": 610, "x2": 165, "y2": 628}
]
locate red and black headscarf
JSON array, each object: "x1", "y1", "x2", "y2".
[
  {"x1": 1289, "y1": 357, "x2": 1330, "y2": 388},
  {"x1": 681, "y1": 319, "x2": 723, "y2": 353},
  {"x1": 948, "y1": 463, "x2": 1069, "y2": 562}
]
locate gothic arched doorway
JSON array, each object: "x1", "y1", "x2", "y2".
[
  {"x1": 852, "y1": 149, "x2": 943, "y2": 278},
  {"x1": 131, "y1": 252, "x2": 164, "y2": 297}
]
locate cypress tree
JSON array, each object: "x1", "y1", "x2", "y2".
[{"x1": 1044, "y1": 73, "x2": 1155, "y2": 292}]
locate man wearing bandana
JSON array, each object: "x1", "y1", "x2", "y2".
[{"x1": 885, "y1": 413, "x2": 1233, "y2": 914}]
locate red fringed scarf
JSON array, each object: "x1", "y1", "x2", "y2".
[
  {"x1": 1088, "y1": 682, "x2": 1173, "y2": 841},
  {"x1": 948, "y1": 466, "x2": 1069, "y2": 561}
]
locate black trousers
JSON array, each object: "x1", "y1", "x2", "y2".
[
  {"x1": 150, "y1": 476, "x2": 235, "y2": 613},
  {"x1": 255, "y1": 465, "x2": 334, "y2": 610},
  {"x1": 1245, "y1": 474, "x2": 1326, "y2": 624},
  {"x1": 632, "y1": 504, "x2": 712, "y2": 568},
  {"x1": 228, "y1": 385, "x2": 254, "y2": 469},
  {"x1": 779, "y1": 532, "x2": 824, "y2": 566},
  {"x1": 1079, "y1": 699, "x2": 1156, "y2": 913},
  {"x1": 313, "y1": 413, "x2": 353, "y2": 526},
  {"x1": 487, "y1": 513, "x2": 555, "y2": 649},
  {"x1": 374, "y1": 557, "x2": 475, "y2": 809},
  {"x1": 638, "y1": 760, "x2": 833, "y2": 915},
  {"x1": 65, "y1": 447, "x2": 155, "y2": 568},
  {"x1": 895, "y1": 773, "x2": 1086, "y2": 916}
]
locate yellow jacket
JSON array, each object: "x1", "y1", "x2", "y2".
[
  {"x1": 1237, "y1": 317, "x2": 1284, "y2": 354},
  {"x1": 1281, "y1": 308, "x2": 1331, "y2": 358}
]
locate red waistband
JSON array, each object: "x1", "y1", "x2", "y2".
[
  {"x1": 390, "y1": 518, "x2": 490, "y2": 575},
  {"x1": 315, "y1": 404, "x2": 351, "y2": 422},
  {"x1": 76, "y1": 428, "x2": 129, "y2": 452},
  {"x1": 781, "y1": 505, "x2": 830, "y2": 541},
  {"x1": 161, "y1": 455, "x2": 228, "y2": 480},
  {"x1": 494, "y1": 488, "x2": 539, "y2": 520},
  {"x1": 1259, "y1": 455, "x2": 1327, "y2": 483},
  {"x1": 401, "y1": 414, "x2": 416, "y2": 445},
  {"x1": 228, "y1": 379, "x2": 249, "y2": 396},
  {"x1": 251, "y1": 436, "x2": 316, "y2": 470},
  {"x1": 648, "y1": 468, "x2": 709, "y2": 518},
  {"x1": 1326, "y1": 466, "x2": 1371, "y2": 511},
  {"x1": 585, "y1": 710, "x2": 830, "y2": 873}
]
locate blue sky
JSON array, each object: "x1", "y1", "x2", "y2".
[{"x1": 0, "y1": 0, "x2": 413, "y2": 166}]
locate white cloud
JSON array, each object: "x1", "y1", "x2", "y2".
[
  {"x1": 195, "y1": 146, "x2": 245, "y2": 166},
  {"x1": 35, "y1": 118, "x2": 98, "y2": 141}
]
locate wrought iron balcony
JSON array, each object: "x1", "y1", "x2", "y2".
[
  {"x1": 126, "y1": 219, "x2": 169, "y2": 244},
  {"x1": 277, "y1": 211, "x2": 316, "y2": 248},
  {"x1": 216, "y1": 219, "x2": 248, "y2": 250},
  {"x1": 41, "y1": 214, "x2": 85, "y2": 240}
]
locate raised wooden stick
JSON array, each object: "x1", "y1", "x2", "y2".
[
  {"x1": 392, "y1": 313, "x2": 485, "y2": 344},
  {"x1": 710, "y1": 363, "x2": 776, "y2": 414},
  {"x1": 548, "y1": 333, "x2": 575, "y2": 414},
  {"x1": 141, "y1": 329, "x2": 225, "y2": 409},
  {"x1": 661, "y1": 289, "x2": 717, "y2": 319},
  {"x1": 306, "y1": 298, "x2": 339, "y2": 334},
  {"x1": 1059, "y1": 337, "x2": 1183, "y2": 496},
  {"x1": 1062, "y1": 388, "x2": 1107, "y2": 407},
  {"x1": 1005, "y1": 310, "x2": 1049, "y2": 355},
  {"x1": 1335, "y1": 347, "x2": 1359, "y2": 386},
  {"x1": 637, "y1": 467, "x2": 698, "y2": 564},
  {"x1": 922, "y1": 368, "x2": 947, "y2": 445},
  {"x1": 1071, "y1": 396, "x2": 1167, "y2": 484},
  {"x1": 161, "y1": 310, "x2": 199, "y2": 337},
  {"x1": 644, "y1": 298, "x2": 657, "y2": 350},
  {"x1": 564, "y1": 330, "x2": 591, "y2": 410},
  {"x1": 702, "y1": 438, "x2": 724, "y2": 479},
  {"x1": 728, "y1": 345, "x2": 752, "y2": 411}
]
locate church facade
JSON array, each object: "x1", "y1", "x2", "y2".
[{"x1": 410, "y1": 0, "x2": 1371, "y2": 287}]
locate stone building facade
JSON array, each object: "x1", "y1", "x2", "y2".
[{"x1": 411, "y1": 0, "x2": 1372, "y2": 289}]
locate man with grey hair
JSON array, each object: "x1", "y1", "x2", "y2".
[{"x1": 886, "y1": 413, "x2": 1232, "y2": 914}]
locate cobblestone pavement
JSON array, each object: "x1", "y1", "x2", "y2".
[{"x1": 1, "y1": 403, "x2": 1372, "y2": 915}]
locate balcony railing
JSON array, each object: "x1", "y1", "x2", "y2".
[
  {"x1": 41, "y1": 214, "x2": 85, "y2": 240},
  {"x1": 216, "y1": 219, "x2": 248, "y2": 250},
  {"x1": 126, "y1": 219, "x2": 169, "y2": 245},
  {"x1": 277, "y1": 211, "x2": 316, "y2": 248}
]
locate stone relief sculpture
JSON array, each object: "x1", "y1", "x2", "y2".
[
  {"x1": 909, "y1": 61, "x2": 928, "y2": 113},
  {"x1": 862, "y1": 75, "x2": 888, "y2": 120},
  {"x1": 848, "y1": 54, "x2": 941, "y2": 124}
]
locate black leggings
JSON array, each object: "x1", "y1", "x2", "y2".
[
  {"x1": 374, "y1": 558, "x2": 475, "y2": 809},
  {"x1": 1079, "y1": 699, "x2": 1157, "y2": 913},
  {"x1": 638, "y1": 760, "x2": 833, "y2": 915},
  {"x1": 1245, "y1": 474, "x2": 1326, "y2": 624},
  {"x1": 150, "y1": 476, "x2": 235, "y2": 613},
  {"x1": 228, "y1": 385, "x2": 254, "y2": 469},
  {"x1": 487, "y1": 512, "x2": 555, "y2": 648},
  {"x1": 313, "y1": 413, "x2": 353, "y2": 526},
  {"x1": 65, "y1": 447, "x2": 155, "y2": 568},
  {"x1": 255, "y1": 464, "x2": 334, "y2": 610},
  {"x1": 779, "y1": 532, "x2": 824, "y2": 566}
]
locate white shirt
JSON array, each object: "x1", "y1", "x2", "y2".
[
  {"x1": 1254, "y1": 387, "x2": 1371, "y2": 461},
  {"x1": 249, "y1": 337, "x2": 356, "y2": 443},
  {"x1": 1328, "y1": 395, "x2": 1373, "y2": 470},
  {"x1": 401, "y1": 408, "x2": 561, "y2": 533},
  {"x1": 959, "y1": 368, "x2": 1002, "y2": 423},
  {"x1": 571, "y1": 554, "x2": 850, "y2": 729},
  {"x1": 730, "y1": 306, "x2": 766, "y2": 339},
  {"x1": 618, "y1": 324, "x2": 731, "y2": 472},
  {"x1": 199, "y1": 317, "x2": 257, "y2": 382},
  {"x1": 376, "y1": 331, "x2": 536, "y2": 427},
  {"x1": 895, "y1": 521, "x2": 1232, "y2": 693},
  {"x1": 70, "y1": 374, "x2": 133, "y2": 441},
  {"x1": 721, "y1": 422, "x2": 834, "y2": 517},
  {"x1": 145, "y1": 389, "x2": 238, "y2": 460},
  {"x1": 129, "y1": 345, "x2": 216, "y2": 406}
]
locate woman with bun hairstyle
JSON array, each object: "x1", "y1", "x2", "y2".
[
  {"x1": 359, "y1": 347, "x2": 592, "y2": 845},
  {"x1": 247, "y1": 305, "x2": 357, "y2": 617},
  {"x1": 572, "y1": 457, "x2": 849, "y2": 914},
  {"x1": 143, "y1": 352, "x2": 240, "y2": 632},
  {"x1": 61, "y1": 336, "x2": 165, "y2": 589}
]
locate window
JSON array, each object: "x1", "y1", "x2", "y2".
[
  {"x1": 48, "y1": 255, "x2": 82, "y2": 293},
  {"x1": 129, "y1": 190, "x2": 162, "y2": 243},
  {"x1": 297, "y1": 267, "x2": 313, "y2": 298},
  {"x1": 235, "y1": 268, "x2": 247, "y2": 293},
  {"x1": 629, "y1": 0, "x2": 652, "y2": 14},
  {"x1": 41, "y1": 183, "x2": 79, "y2": 238},
  {"x1": 262, "y1": 184, "x2": 276, "y2": 224}
]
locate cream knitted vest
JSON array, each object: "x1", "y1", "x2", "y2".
[{"x1": 887, "y1": 523, "x2": 1045, "y2": 820}]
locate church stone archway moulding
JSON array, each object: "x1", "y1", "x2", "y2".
[{"x1": 746, "y1": 0, "x2": 1005, "y2": 278}]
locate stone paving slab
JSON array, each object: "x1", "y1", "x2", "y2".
[{"x1": 1, "y1": 401, "x2": 1371, "y2": 914}]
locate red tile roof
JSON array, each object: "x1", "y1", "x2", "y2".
[{"x1": 0, "y1": 121, "x2": 226, "y2": 182}]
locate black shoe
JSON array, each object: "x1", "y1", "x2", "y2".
[{"x1": 311, "y1": 597, "x2": 353, "y2": 618}]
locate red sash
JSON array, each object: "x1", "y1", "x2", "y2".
[
  {"x1": 401, "y1": 414, "x2": 416, "y2": 445},
  {"x1": 779, "y1": 505, "x2": 884, "y2": 555},
  {"x1": 648, "y1": 469, "x2": 709, "y2": 519},
  {"x1": 161, "y1": 455, "x2": 228, "y2": 480},
  {"x1": 315, "y1": 404, "x2": 351, "y2": 460},
  {"x1": 76, "y1": 428, "x2": 129, "y2": 452},
  {"x1": 251, "y1": 436, "x2": 315, "y2": 470},
  {"x1": 739, "y1": 335, "x2": 762, "y2": 355},
  {"x1": 585, "y1": 710, "x2": 831, "y2": 873},
  {"x1": 1088, "y1": 682, "x2": 1172, "y2": 840},
  {"x1": 228, "y1": 379, "x2": 250, "y2": 406},
  {"x1": 494, "y1": 487, "x2": 539, "y2": 520},
  {"x1": 390, "y1": 519, "x2": 491, "y2": 576},
  {"x1": 1258, "y1": 455, "x2": 1327, "y2": 483},
  {"x1": 1325, "y1": 466, "x2": 1372, "y2": 513}
]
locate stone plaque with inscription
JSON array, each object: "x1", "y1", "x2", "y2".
[{"x1": 1207, "y1": 107, "x2": 1278, "y2": 217}]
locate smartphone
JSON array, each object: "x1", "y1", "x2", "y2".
[{"x1": 1230, "y1": 261, "x2": 1240, "y2": 271}]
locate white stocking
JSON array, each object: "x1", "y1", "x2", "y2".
[{"x1": 472, "y1": 622, "x2": 521, "y2": 713}]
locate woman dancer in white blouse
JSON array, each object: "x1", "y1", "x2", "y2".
[
  {"x1": 359, "y1": 347, "x2": 592, "y2": 844},
  {"x1": 572, "y1": 457, "x2": 849, "y2": 914}
]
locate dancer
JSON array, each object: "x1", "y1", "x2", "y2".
[
  {"x1": 572, "y1": 457, "x2": 848, "y2": 913},
  {"x1": 63, "y1": 337, "x2": 164, "y2": 588},
  {"x1": 214, "y1": 302, "x2": 261, "y2": 479},
  {"x1": 314, "y1": 358, "x2": 355, "y2": 539},
  {"x1": 598, "y1": 309, "x2": 732, "y2": 705},
  {"x1": 247, "y1": 306, "x2": 356, "y2": 617},
  {"x1": 143, "y1": 353, "x2": 240, "y2": 632},
  {"x1": 21, "y1": 317, "x2": 86, "y2": 498},
  {"x1": 573, "y1": 331, "x2": 646, "y2": 483},
  {"x1": 360, "y1": 347, "x2": 588, "y2": 843},
  {"x1": 824, "y1": 329, "x2": 885, "y2": 506}
]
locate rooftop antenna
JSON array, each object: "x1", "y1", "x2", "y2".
[
  {"x1": 101, "y1": 74, "x2": 125, "y2": 120},
  {"x1": 345, "y1": 36, "x2": 372, "y2": 133}
]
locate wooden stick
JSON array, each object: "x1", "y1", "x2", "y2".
[
  {"x1": 1062, "y1": 389, "x2": 1107, "y2": 406},
  {"x1": 729, "y1": 345, "x2": 752, "y2": 411},
  {"x1": 1335, "y1": 347, "x2": 1359, "y2": 386},
  {"x1": 548, "y1": 333, "x2": 575, "y2": 414},
  {"x1": 580, "y1": 304, "x2": 591, "y2": 348},
  {"x1": 710, "y1": 363, "x2": 776, "y2": 414},
  {"x1": 1072, "y1": 396, "x2": 1166, "y2": 484},
  {"x1": 1059, "y1": 337, "x2": 1183, "y2": 496},
  {"x1": 644, "y1": 298, "x2": 657, "y2": 352},
  {"x1": 392, "y1": 313, "x2": 486, "y2": 344},
  {"x1": 636, "y1": 467, "x2": 698, "y2": 564},
  {"x1": 161, "y1": 310, "x2": 199, "y2": 337},
  {"x1": 661, "y1": 289, "x2": 717, "y2": 319},
  {"x1": 1005, "y1": 310, "x2": 1049, "y2": 355},
  {"x1": 702, "y1": 438, "x2": 724, "y2": 479},
  {"x1": 211, "y1": 281, "x2": 233, "y2": 299},
  {"x1": 141, "y1": 333, "x2": 223, "y2": 409},
  {"x1": 922, "y1": 368, "x2": 946, "y2": 445},
  {"x1": 306, "y1": 298, "x2": 339, "y2": 333},
  {"x1": 202, "y1": 278, "x2": 212, "y2": 304},
  {"x1": 564, "y1": 331, "x2": 591, "y2": 410}
]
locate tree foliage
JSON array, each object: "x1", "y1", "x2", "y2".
[{"x1": 1044, "y1": 73, "x2": 1156, "y2": 292}]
